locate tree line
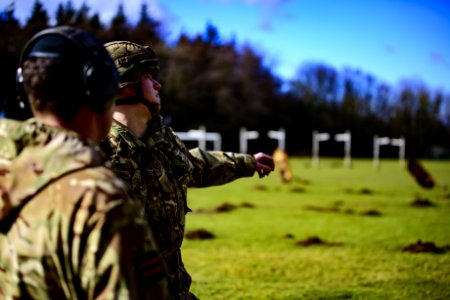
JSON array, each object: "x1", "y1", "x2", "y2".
[{"x1": 1, "y1": 1, "x2": 449, "y2": 158}]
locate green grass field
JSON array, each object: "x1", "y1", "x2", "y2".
[{"x1": 182, "y1": 158, "x2": 450, "y2": 299}]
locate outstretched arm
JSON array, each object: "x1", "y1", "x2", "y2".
[{"x1": 188, "y1": 148, "x2": 274, "y2": 186}]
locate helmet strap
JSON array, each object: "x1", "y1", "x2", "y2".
[
  {"x1": 115, "y1": 93, "x2": 158, "y2": 117},
  {"x1": 133, "y1": 82, "x2": 160, "y2": 115}
]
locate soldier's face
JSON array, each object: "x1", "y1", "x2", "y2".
[{"x1": 140, "y1": 73, "x2": 161, "y2": 108}]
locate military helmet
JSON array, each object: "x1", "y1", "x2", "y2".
[{"x1": 105, "y1": 41, "x2": 159, "y2": 87}]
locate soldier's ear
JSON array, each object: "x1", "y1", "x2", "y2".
[{"x1": 121, "y1": 84, "x2": 136, "y2": 97}]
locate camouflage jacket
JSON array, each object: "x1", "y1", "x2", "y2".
[
  {"x1": 101, "y1": 114, "x2": 256, "y2": 299},
  {"x1": 0, "y1": 119, "x2": 167, "y2": 300}
]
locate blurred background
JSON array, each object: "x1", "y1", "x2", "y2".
[{"x1": 2, "y1": 0, "x2": 450, "y2": 158}]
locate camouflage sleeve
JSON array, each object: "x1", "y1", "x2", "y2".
[
  {"x1": 57, "y1": 172, "x2": 169, "y2": 300},
  {"x1": 0, "y1": 171, "x2": 168, "y2": 299},
  {"x1": 0, "y1": 234, "x2": 19, "y2": 299},
  {"x1": 44, "y1": 169, "x2": 167, "y2": 299},
  {"x1": 89, "y1": 198, "x2": 168, "y2": 300},
  {"x1": 187, "y1": 147, "x2": 257, "y2": 187}
]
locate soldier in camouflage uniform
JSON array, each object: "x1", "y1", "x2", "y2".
[
  {"x1": 102, "y1": 41, "x2": 275, "y2": 300},
  {"x1": 0, "y1": 27, "x2": 168, "y2": 299}
]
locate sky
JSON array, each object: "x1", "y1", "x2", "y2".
[{"x1": 8, "y1": 0, "x2": 450, "y2": 92}]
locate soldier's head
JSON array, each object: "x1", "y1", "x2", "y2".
[
  {"x1": 105, "y1": 41, "x2": 162, "y2": 114},
  {"x1": 17, "y1": 26, "x2": 120, "y2": 122}
]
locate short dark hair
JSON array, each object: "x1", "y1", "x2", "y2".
[{"x1": 22, "y1": 56, "x2": 84, "y2": 121}]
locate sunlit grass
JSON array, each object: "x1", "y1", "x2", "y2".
[{"x1": 182, "y1": 158, "x2": 450, "y2": 299}]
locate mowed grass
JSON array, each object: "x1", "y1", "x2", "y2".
[{"x1": 182, "y1": 158, "x2": 450, "y2": 300}]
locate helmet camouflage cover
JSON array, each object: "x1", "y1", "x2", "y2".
[{"x1": 105, "y1": 41, "x2": 159, "y2": 87}]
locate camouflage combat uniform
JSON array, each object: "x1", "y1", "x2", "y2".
[
  {"x1": 0, "y1": 118, "x2": 167, "y2": 299},
  {"x1": 101, "y1": 114, "x2": 257, "y2": 299}
]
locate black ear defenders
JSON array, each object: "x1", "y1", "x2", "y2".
[{"x1": 17, "y1": 26, "x2": 120, "y2": 113}]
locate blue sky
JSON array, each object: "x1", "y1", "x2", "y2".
[{"x1": 9, "y1": 0, "x2": 450, "y2": 92}]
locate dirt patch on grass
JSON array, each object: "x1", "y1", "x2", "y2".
[
  {"x1": 185, "y1": 229, "x2": 215, "y2": 240},
  {"x1": 284, "y1": 233, "x2": 295, "y2": 239},
  {"x1": 361, "y1": 209, "x2": 383, "y2": 216},
  {"x1": 402, "y1": 240, "x2": 450, "y2": 254},
  {"x1": 304, "y1": 204, "x2": 382, "y2": 217},
  {"x1": 410, "y1": 197, "x2": 435, "y2": 207},
  {"x1": 296, "y1": 236, "x2": 342, "y2": 247},
  {"x1": 303, "y1": 205, "x2": 339, "y2": 213},
  {"x1": 342, "y1": 187, "x2": 374, "y2": 195},
  {"x1": 214, "y1": 202, "x2": 237, "y2": 212},
  {"x1": 253, "y1": 184, "x2": 268, "y2": 191},
  {"x1": 194, "y1": 202, "x2": 255, "y2": 214},
  {"x1": 359, "y1": 188, "x2": 373, "y2": 195},
  {"x1": 240, "y1": 202, "x2": 255, "y2": 208},
  {"x1": 289, "y1": 187, "x2": 306, "y2": 193}
]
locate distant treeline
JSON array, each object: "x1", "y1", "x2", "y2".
[{"x1": 1, "y1": 1, "x2": 449, "y2": 158}]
